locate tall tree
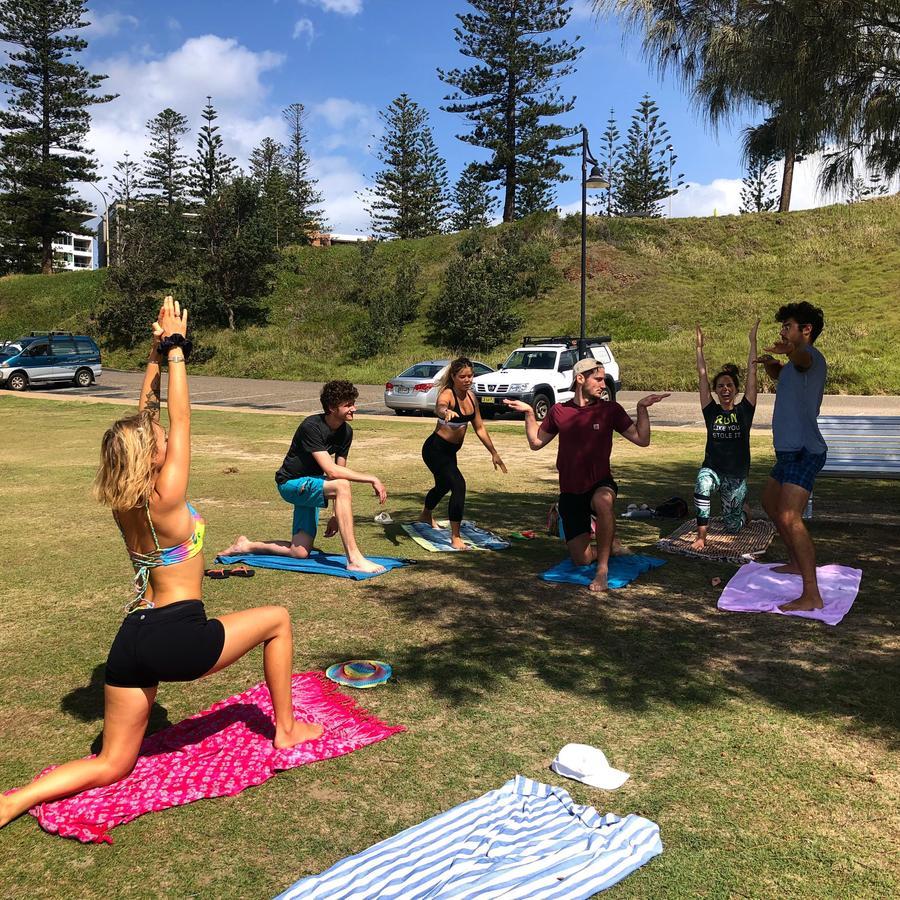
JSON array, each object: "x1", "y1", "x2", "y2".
[
  {"x1": 592, "y1": 109, "x2": 620, "y2": 216},
  {"x1": 615, "y1": 95, "x2": 682, "y2": 217},
  {"x1": 450, "y1": 162, "x2": 497, "y2": 231},
  {"x1": 189, "y1": 96, "x2": 235, "y2": 203},
  {"x1": 0, "y1": 0, "x2": 116, "y2": 273},
  {"x1": 143, "y1": 108, "x2": 190, "y2": 209},
  {"x1": 282, "y1": 103, "x2": 324, "y2": 242},
  {"x1": 439, "y1": 0, "x2": 583, "y2": 222},
  {"x1": 249, "y1": 137, "x2": 293, "y2": 249},
  {"x1": 365, "y1": 94, "x2": 449, "y2": 239},
  {"x1": 105, "y1": 151, "x2": 143, "y2": 265},
  {"x1": 739, "y1": 152, "x2": 777, "y2": 213},
  {"x1": 0, "y1": 141, "x2": 41, "y2": 274}
]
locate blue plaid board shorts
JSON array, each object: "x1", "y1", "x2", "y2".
[{"x1": 771, "y1": 448, "x2": 827, "y2": 493}]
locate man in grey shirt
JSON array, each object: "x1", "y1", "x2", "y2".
[{"x1": 756, "y1": 302, "x2": 827, "y2": 611}]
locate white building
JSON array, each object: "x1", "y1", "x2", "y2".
[{"x1": 53, "y1": 232, "x2": 96, "y2": 270}]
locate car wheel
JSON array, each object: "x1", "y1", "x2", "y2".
[
  {"x1": 601, "y1": 375, "x2": 616, "y2": 403},
  {"x1": 531, "y1": 392, "x2": 551, "y2": 421},
  {"x1": 7, "y1": 371, "x2": 28, "y2": 391},
  {"x1": 393, "y1": 408, "x2": 407, "y2": 416},
  {"x1": 74, "y1": 367, "x2": 94, "y2": 387}
]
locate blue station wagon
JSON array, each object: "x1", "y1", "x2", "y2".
[{"x1": 0, "y1": 332, "x2": 102, "y2": 391}]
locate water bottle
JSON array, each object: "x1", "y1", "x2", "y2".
[{"x1": 802, "y1": 493, "x2": 813, "y2": 520}]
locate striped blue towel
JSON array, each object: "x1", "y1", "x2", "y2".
[{"x1": 276, "y1": 775, "x2": 662, "y2": 899}]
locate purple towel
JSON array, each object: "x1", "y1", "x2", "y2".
[{"x1": 717, "y1": 561, "x2": 861, "y2": 625}]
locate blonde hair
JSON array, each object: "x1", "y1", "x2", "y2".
[
  {"x1": 436, "y1": 357, "x2": 473, "y2": 395},
  {"x1": 93, "y1": 410, "x2": 159, "y2": 510}
]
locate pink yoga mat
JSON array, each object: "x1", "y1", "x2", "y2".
[
  {"x1": 717, "y1": 561, "x2": 862, "y2": 626},
  {"x1": 26, "y1": 672, "x2": 405, "y2": 843}
]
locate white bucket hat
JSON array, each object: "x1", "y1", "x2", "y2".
[{"x1": 550, "y1": 743, "x2": 630, "y2": 790}]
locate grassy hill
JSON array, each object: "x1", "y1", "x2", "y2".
[{"x1": 2, "y1": 196, "x2": 899, "y2": 393}]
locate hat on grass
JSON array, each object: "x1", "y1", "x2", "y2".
[
  {"x1": 570, "y1": 357, "x2": 604, "y2": 391},
  {"x1": 325, "y1": 660, "x2": 393, "y2": 689},
  {"x1": 550, "y1": 743, "x2": 630, "y2": 790}
]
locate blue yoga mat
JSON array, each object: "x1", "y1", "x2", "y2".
[
  {"x1": 215, "y1": 552, "x2": 410, "y2": 580},
  {"x1": 541, "y1": 554, "x2": 666, "y2": 588},
  {"x1": 401, "y1": 520, "x2": 509, "y2": 552}
]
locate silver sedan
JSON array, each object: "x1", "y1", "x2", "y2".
[{"x1": 384, "y1": 359, "x2": 494, "y2": 415}]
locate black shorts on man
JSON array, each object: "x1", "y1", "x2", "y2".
[{"x1": 557, "y1": 477, "x2": 618, "y2": 541}]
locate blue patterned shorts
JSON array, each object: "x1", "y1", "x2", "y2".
[{"x1": 771, "y1": 449, "x2": 827, "y2": 493}]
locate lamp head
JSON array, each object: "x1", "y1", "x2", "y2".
[{"x1": 585, "y1": 164, "x2": 609, "y2": 190}]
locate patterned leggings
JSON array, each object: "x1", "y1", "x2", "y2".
[{"x1": 694, "y1": 467, "x2": 747, "y2": 532}]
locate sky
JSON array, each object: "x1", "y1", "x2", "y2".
[{"x1": 65, "y1": 0, "x2": 863, "y2": 232}]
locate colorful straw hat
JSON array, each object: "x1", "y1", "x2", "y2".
[{"x1": 325, "y1": 660, "x2": 393, "y2": 689}]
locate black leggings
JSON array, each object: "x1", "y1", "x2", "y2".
[{"x1": 422, "y1": 432, "x2": 466, "y2": 522}]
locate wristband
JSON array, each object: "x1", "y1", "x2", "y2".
[
  {"x1": 167, "y1": 355, "x2": 185, "y2": 364},
  {"x1": 158, "y1": 333, "x2": 193, "y2": 361}
]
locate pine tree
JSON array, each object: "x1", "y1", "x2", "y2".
[
  {"x1": 105, "y1": 151, "x2": 143, "y2": 265},
  {"x1": 614, "y1": 95, "x2": 682, "y2": 218},
  {"x1": 249, "y1": 137, "x2": 293, "y2": 249},
  {"x1": 0, "y1": 0, "x2": 116, "y2": 273},
  {"x1": 739, "y1": 154, "x2": 777, "y2": 213},
  {"x1": 0, "y1": 140, "x2": 41, "y2": 274},
  {"x1": 439, "y1": 0, "x2": 582, "y2": 222},
  {"x1": 365, "y1": 94, "x2": 449, "y2": 239},
  {"x1": 190, "y1": 96, "x2": 235, "y2": 203},
  {"x1": 282, "y1": 103, "x2": 324, "y2": 242},
  {"x1": 592, "y1": 110, "x2": 620, "y2": 216},
  {"x1": 450, "y1": 163, "x2": 497, "y2": 231},
  {"x1": 143, "y1": 108, "x2": 190, "y2": 208}
]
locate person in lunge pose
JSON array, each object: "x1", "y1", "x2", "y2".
[
  {"x1": 419, "y1": 357, "x2": 507, "y2": 550},
  {"x1": 0, "y1": 297, "x2": 321, "y2": 831},
  {"x1": 691, "y1": 320, "x2": 759, "y2": 551},
  {"x1": 221, "y1": 380, "x2": 387, "y2": 574},
  {"x1": 505, "y1": 358, "x2": 669, "y2": 593},
  {"x1": 755, "y1": 301, "x2": 828, "y2": 611}
]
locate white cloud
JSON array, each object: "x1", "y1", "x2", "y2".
[
  {"x1": 85, "y1": 36, "x2": 285, "y2": 208},
  {"x1": 293, "y1": 18, "x2": 315, "y2": 45},
  {"x1": 301, "y1": 0, "x2": 363, "y2": 15},
  {"x1": 313, "y1": 154, "x2": 370, "y2": 234},
  {"x1": 83, "y1": 10, "x2": 139, "y2": 38},
  {"x1": 312, "y1": 97, "x2": 380, "y2": 152}
]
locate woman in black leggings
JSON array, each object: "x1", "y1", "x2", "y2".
[{"x1": 419, "y1": 357, "x2": 507, "y2": 549}]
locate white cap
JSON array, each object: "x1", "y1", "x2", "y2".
[{"x1": 550, "y1": 743, "x2": 630, "y2": 790}]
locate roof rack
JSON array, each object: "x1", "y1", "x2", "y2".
[
  {"x1": 522, "y1": 335, "x2": 611, "y2": 347},
  {"x1": 29, "y1": 330, "x2": 74, "y2": 337}
]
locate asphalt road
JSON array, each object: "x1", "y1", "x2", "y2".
[{"x1": 11, "y1": 369, "x2": 900, "y2": 427}]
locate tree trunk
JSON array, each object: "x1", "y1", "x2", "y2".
[
  {"x1": 41, "y1": 237, "x2": 53, "y2": 274},
  {"x1": 502, "y1": 66, "x2": 516, "y2": 222},
  {"x1": 228, "y1": 306, "x2": 235, "y2": 330},
  {"x1": 42, "y1": 61, "x2": 53, "y2": 275},
  {"x1": 779, "y1": 147, "x2": 795, "y2": 212}
]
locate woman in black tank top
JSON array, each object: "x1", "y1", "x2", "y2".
[{"x1": 419, "y1": 357, "x2": 507, "y2": 550}]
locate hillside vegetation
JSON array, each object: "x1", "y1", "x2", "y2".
[{"x1": 1, "y1": 197, "x2": 898, "y2": 393}]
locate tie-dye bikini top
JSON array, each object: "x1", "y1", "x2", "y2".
[{"x1": 114, "y1": 501, "x2": 206, "y2": 613}]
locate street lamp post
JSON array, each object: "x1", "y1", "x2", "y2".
[
  {"x1": 580, "y1": 126, "x2": 610, "y2": 359},
  {"x1": 83, "y1": 182, "x2": 110, "y2": 267}
]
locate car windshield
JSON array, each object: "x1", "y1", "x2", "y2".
[
  {"x1": 0, "y1": 343, "x2": 24, "y2": 359},
  {"x1": 399, "y1": 364, "x2": 444, "y2": 378},
  {"x1": 502, "y1": 350, "x2": 556, "y2": 370}
]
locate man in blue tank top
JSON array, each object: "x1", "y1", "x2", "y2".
[{"x1": 755, "y1": 302, "x2": 827, "y2": 611}]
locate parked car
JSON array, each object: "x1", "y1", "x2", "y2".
[
  {"x1": 384, "y1": 358, "x2": 494, "y2": 415},
  {"x1": 472, "y1": 336, "x2": 621, "y2": 421},
  {"x1": 0, "y1": 331, "x2": 102, "y2": 392}
]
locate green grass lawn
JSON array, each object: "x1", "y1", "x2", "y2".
[{"x1": 0, "y1": 396, "x2": 898, "y2": 898}]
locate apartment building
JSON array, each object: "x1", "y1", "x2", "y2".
[{"x1": 53, "y1": 232, "x2": 96, "y2": 270}]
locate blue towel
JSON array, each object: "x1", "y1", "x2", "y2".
[
  {"x1": 276, "y1": 776, "x2": 662, "y2": 900},
  {"x1": 541, "y1": 554, "x2": 666, "y2": 588},
  {"x1": 216, "y1": 552, "x2": 409, "y2": 580},
  {"x1": 402, "y1": 520, "x2": 509, "y2": 552}
]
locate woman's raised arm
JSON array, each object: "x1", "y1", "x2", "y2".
[{"x1": 696, "y1": 325, "x2": 711, "y2": 407}]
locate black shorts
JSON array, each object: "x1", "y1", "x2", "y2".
[
  {"x1": 558, "y1": 478, "x2": 618, "y2": 541},
  {"x1": 105, "y1": 600, "x2": 226, "y2": 689}
]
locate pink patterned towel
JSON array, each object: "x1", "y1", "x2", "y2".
[
  {"x1": 717, "y1": 561, "x2": 862, "y2": 625},
  {"x1": 29, "y1": 672, "x2": 405, "y2": 843}
]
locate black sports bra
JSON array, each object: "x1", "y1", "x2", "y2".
[{"x1": 438, "y1": 390, "x2": 477, "y2": 429}]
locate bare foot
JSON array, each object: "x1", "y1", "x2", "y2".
[
  {"x1": 611, "y1": 539, "x2": 634, "y2": 557},
  {"x1": 450, "y1": 537, "x2": 468, "y2": 551},
  {"x1": 589, "y1": 567, "x2": 608, "y2": 593},
  {"x1": 0, "y1": 793, "x2": 17, "y2": 828},
  {"x1": 274, "y1": 719, "x2": 324, "y2": 749},
  {"x1": 779, "y1": 594, "x2": 824, "y2": 612},
  {"x1": 221, "y1": 535, "x2": 251, "y2": 557},
  {"x1": 772, "y1": 563, "x2": 801, "y2": 575},
  {"x1": 690, "y1": 538, "x2": 706, "y2": 552},
  {"x1": 347, "y1": 557, "x2": 387, "y2": 575},
  {"x1": 418, "y1": 513, "x2": 437, "y2": 528}
]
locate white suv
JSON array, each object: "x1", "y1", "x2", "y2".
[{"x1": 472, "y1": 336, "x2": 620, "y2": 420}]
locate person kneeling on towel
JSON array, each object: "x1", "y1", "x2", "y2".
[{"x1": 505, "y1": 360, "x2": 668, "y2": 593}]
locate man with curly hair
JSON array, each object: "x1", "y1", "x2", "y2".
[{"x1": 221, "y1": 380, "x2": 388, "y2": 574}]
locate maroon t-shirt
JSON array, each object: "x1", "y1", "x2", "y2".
[{"x1": 539, "y1": 400, "x2": 635, "y2": 494}]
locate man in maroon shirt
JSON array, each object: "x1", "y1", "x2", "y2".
[{"x1": 505, "y1": 359, "x2": 669, "y2": 592}]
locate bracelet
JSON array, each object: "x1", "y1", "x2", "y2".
[
  {"x1": 167, "y1": 355, "x2": 185, "y2": 364},
  {"x1": 158, "y1": 333, "x2": 193, "y2": 361}
]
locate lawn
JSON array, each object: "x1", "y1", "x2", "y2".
[{"x1": 0, "y1": 396, "x2": 897, "y2": 898}]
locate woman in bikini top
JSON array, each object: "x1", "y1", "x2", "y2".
[{"x1": 0, "y1": 297, "x2": 322, "y2": 833}]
